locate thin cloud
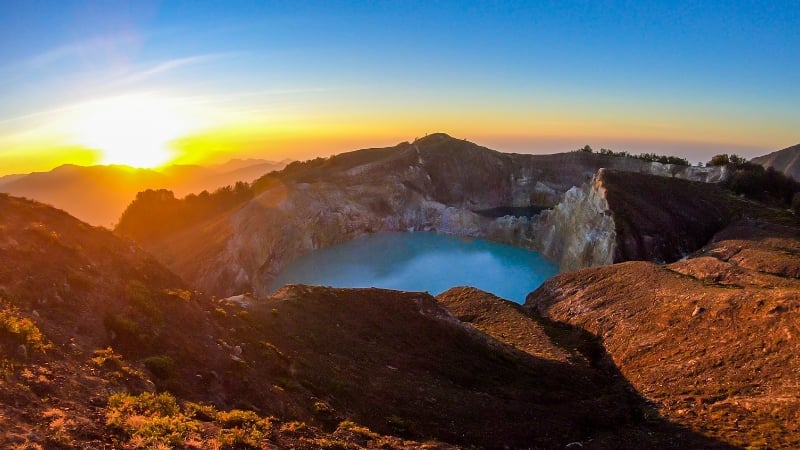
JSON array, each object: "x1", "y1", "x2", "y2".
[
  {"x1": 4, "y1": 33, "x2": 142, "y2": 73},
  {"x1": 176, "y1": 87, "x2": 337, "y2": 106},
  {"x1": 103, "y1": 52, "x2": 243, "y2": 89}
]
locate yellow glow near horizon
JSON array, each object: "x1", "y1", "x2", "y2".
[{"x1": 72, "y1": 95, "x2": 193, "y2": 168}]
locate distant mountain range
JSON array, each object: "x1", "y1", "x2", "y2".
[
  {"x1": 0, "y1": 158, "x2": 290, "y2": 227},
  {"x1": 751, "y1": 143, "x2": 800, "y2": 180}
]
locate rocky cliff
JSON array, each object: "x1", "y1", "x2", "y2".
[
  {"x1": 120, "y1": 133, "x2": 729, "y2": 297},
  {"x1": 534, "y1": 170, "x2": 617, "y2": 271},
  {"x1": 534, "y1": 168, "x2": 739, "y2": 271}
]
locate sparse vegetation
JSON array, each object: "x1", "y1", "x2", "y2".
[
  {"x1": 0, "y1": 302, "x2": 50, "y2": 354},
  {"x1": 106, "y1": 392, "x2": 276, "y2": 449},
  {"x1": 708, "y1": 154, "x2": 800, "y2": 207},
  {"x1": 126, "y1": 279, "x2": 159, "y2": 317},
  {"x1": 142, "y1": 355, "x2": 176, "y2": 380},
  {"x1": 106, "y1": 392, "x2": 200, "y2": 448}
]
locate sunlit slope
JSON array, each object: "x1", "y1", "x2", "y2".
[
  {"x1": 752, "y1": 143, "x2": 800, "y2": 181},
  {"x1": 527, "y1": 220, "x2": 800, "y2": 449}
]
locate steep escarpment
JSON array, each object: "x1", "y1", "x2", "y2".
[
  {"x1": 602, "y1": 169, "x2": 738, "y2": 263},
  {"x1": 534, "y1": 171, "x2": 617, "y2": 271},
  {"x1": 526, "y1": 219, "x2": 800, "y2": 449},
  {"x1": 534, "y1": 169, "x2": 740, "y2": 271},
  {"x1": 119, "y1": 134, "x2": 727, "y2": 297}
]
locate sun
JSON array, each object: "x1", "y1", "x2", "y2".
[{"x1": 73, "y1": 94, "x2": 191, "y2": 168}]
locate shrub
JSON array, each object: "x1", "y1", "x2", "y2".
[
  {"x1": 103, "y1": 314, "x2": 141, "y2": 342},
  {"x1": 726, "y1": 163, "x2": 799, "y2": 205},
  {"x1": 142, "y1": 355, "x2": 175, "y2": 380},
  {"x1": 106, "y1": 392, "x2": 276, "y2": 449},
  {"x1": 91, "y1": 347, "x2": 125, "y2": 369},
  {"x1": 0, "y1": 303, "x2": 50, "y2": 354},
  {"x1": 708, "y1": 154, "x2": 731, "y2": 166},
  {"x1": 106, "y1": 392, "x2": 199, "y2": 448},
  {"x1": 125, "y1": 280, "x2": 159, "y2": 318}
]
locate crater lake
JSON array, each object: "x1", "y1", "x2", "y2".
[{"x1": 268, "y1": 232, "x2": 558, "y2": 303}]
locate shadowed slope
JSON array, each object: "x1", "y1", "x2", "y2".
[{"x1": 241, "y1": 284, "x2": 734, "y2": 449}]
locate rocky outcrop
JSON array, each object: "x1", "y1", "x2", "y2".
[
  {"x1": 534, "y1": 170, "x2": 617, "y2": 271},
  {"x1": 533, "y1": 169, "x2": 739, "y2": 272}
]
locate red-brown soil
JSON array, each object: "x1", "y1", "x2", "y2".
[{"x1": 527, "y1": 219, "x2": 800, "y2": 449}]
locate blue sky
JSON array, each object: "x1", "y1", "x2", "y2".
[{"x1": 0, "y1": 0, "x2": 798, "y2": 173}]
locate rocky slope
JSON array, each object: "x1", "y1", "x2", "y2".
[
  {"x1": 526, "y1": 219, "x2": 800, "y2": 449},
  {"x1": 2, "y1": 193, "x2": 739, "y2": 448},
  {"x1": 0, "y1": 193, "x2": 444, "y2": 448},
  {"x1": 752, "y1": 143, "x2": 800, "y2": 180},
  {"x1": 120, "y1": 133, "x2": 727, "y2": 298}
]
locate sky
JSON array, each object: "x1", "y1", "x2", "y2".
[{"x1": 0, "y1": 0, "x2": 798, "y2": 174}]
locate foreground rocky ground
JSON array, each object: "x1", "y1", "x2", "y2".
[{"x1": 0, "y1": 193, "x2": 746, "y2": 449}]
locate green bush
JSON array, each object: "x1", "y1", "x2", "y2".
[
  {"x1": 142, "y1": 355, "x2": 175, "y2": 380},
  {"x1": 125, "y1": 280, "x2": 159, "y2": 317}
]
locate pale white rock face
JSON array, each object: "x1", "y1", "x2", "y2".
[
  {"x1": 644, "y1": 162, "x2": 728, "y2": 183},
  {"x1": 533, "y1": 172, "x2": 616, "y2": 272}
]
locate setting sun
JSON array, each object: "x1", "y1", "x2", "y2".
[{"x1": 73, "y1": 94, "x2": 191, "y2": 168}]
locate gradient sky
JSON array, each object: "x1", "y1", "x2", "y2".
[{"x1": 1, "y1": 0, "x2": 798, "y2": 174}]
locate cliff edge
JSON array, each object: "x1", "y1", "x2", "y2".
[{"x1": 535, "y1": 169, "x2": 739, "y2": 271}]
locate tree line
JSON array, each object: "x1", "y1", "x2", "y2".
[
  {"x1": 575, "y1": 145, "x2": 691, "y2": 166},
  {"x1": 708, "y1": 153, "x2": 800, "y2": 212},
  {"x1": 115, "y1": 181, "x2": 253, "y2": 242}
]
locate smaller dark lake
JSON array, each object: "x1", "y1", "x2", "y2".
[{"x1": 268, "y1": 232, "x2": 558, "y2": 303}]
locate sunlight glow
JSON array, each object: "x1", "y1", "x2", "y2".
[{"x1": 72, "y1": 94, "x2": 192, "y2": 168}]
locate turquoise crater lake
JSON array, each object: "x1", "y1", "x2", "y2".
[{"x1": 268, "y1": 232, "x2": 558, "y2": 303}]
